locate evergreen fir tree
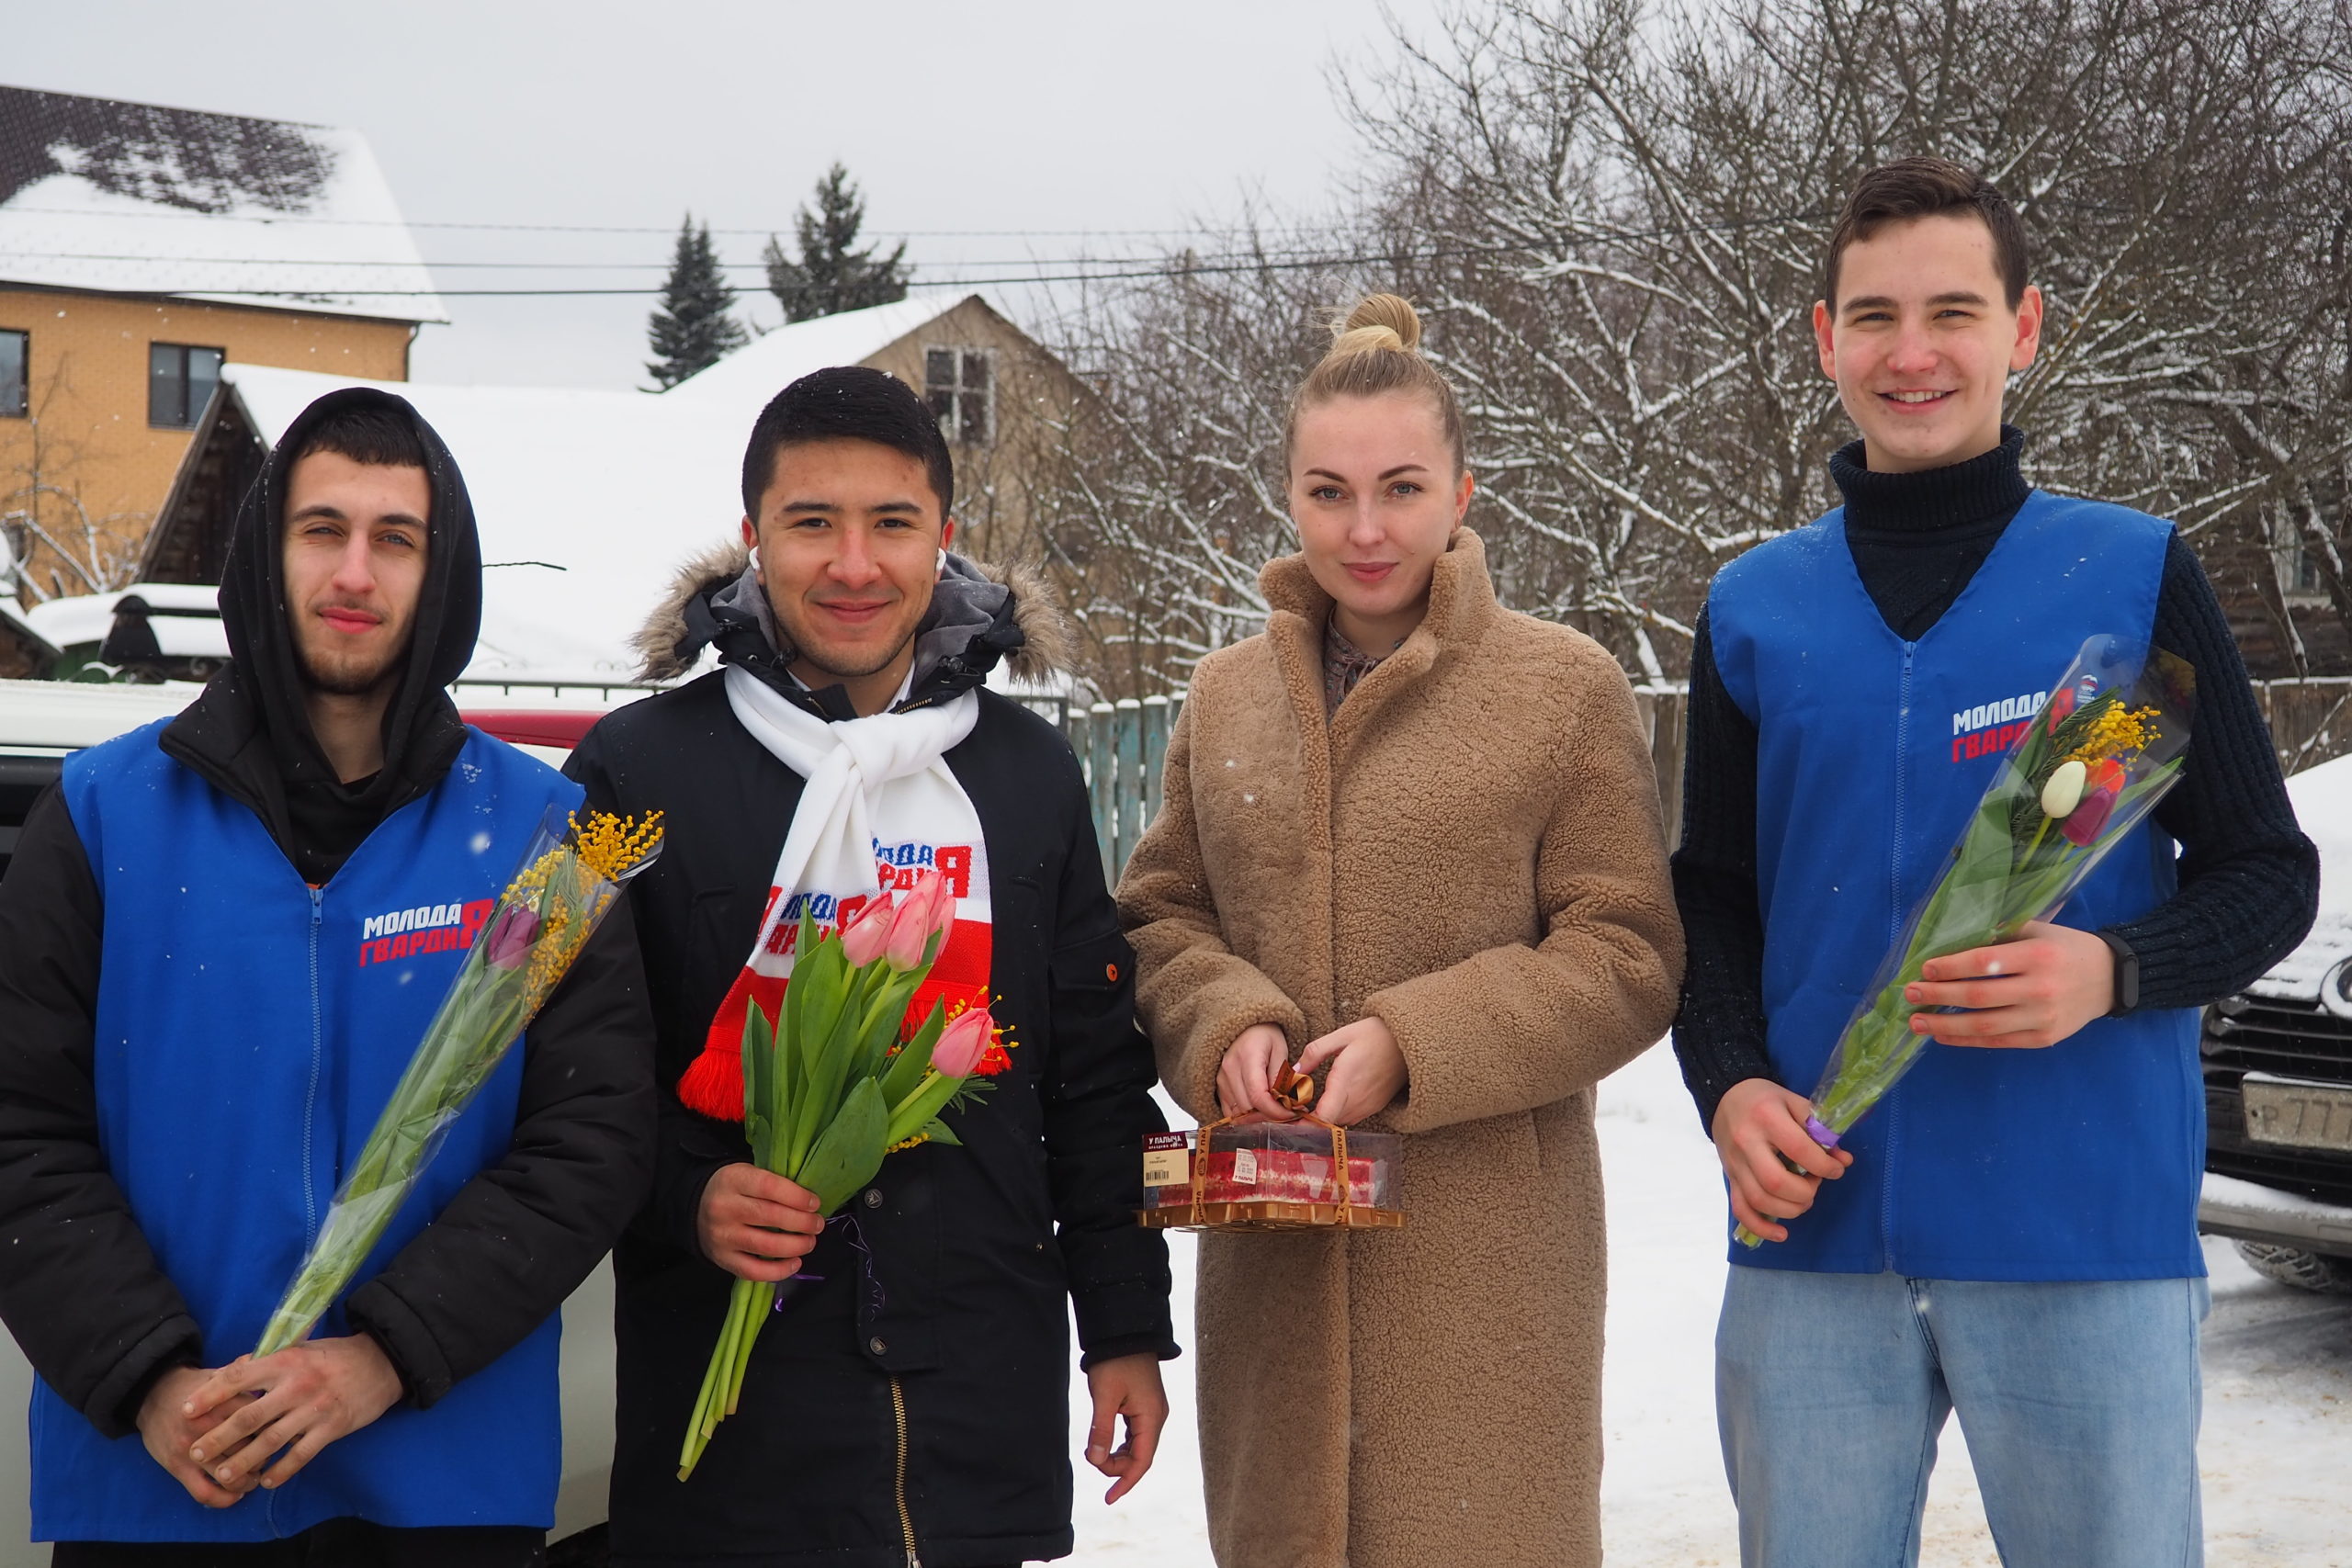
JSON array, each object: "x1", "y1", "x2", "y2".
[
  {"x1": 763, "y1": 164, "x2": 911, "y2": 323},
  {"x1": 645, "y1": 214, "x2": 748, "y2": 389}
]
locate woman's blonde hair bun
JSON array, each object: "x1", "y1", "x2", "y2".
[
  {"x1": 1287, "y1": 290, "x2": 1464, "y2": 472},
  {"x1": 1330, "y1": 292, "x2": 1423, "y2": 355}
]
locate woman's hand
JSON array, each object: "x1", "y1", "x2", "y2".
[
  {"x1": 1295, "y1": 1018, "x2": 1408, "y2": 1125},
  {"x1": 1216, "y1": 1023, "x2": 1297, "y2": 1121}
]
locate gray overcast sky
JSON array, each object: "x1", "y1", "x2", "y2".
[{"x1": 12, "y1": 0, "x2": 1449, "y2": 388}]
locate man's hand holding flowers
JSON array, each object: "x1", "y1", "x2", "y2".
[
  {"x1": 1713, "y1": 919, "x2": 2114, "y2": 1240},
  {"x1": 1904, "y1": 919, "x2": 2117, "y2": 1048},
  {"x1": 697, "y1": 1165, "x2": 826, "y2": 1282},
  {"x1": 1711, "y1": 1081, "x2": 1853, "y2": 1245},
  {"x1": 137, "y1": 1367, "x2": 249, "y2": 1509},
  {"x1": 168, "y1": 1335, "x2": 403, "y2": 1498}
]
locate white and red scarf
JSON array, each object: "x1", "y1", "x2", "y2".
[{"x1": 674, "y1": 664, "x2": 996, "y2": 1121}]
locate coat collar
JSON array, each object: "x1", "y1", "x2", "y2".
[
  {"x1": 1261, "y1": 526, "x2": 1496, "y2": 742},
  {"x1": 1259, "y1": 527, "x2": 1498, "y2": 758}
]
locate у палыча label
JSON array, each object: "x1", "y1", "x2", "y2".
[{"x1": 1142, "y1": 1132, "x2": 1190, "y2": 1187}]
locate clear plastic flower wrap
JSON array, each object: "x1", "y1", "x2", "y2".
[
  {"x1": 254, "y1": 807, "x2": 663, "y2": 1353},
  {"x1": 1737, "y1": 634, "x2": 2193, "y2": 1247}
]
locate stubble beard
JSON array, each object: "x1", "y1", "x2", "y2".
[{"x1": 295, "y1": 620, "x2": 410, "y2": 699}]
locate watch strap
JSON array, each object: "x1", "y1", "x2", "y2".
[{"x1": 2096, "y1": 930, "x2": 2140, "y2": 1016}]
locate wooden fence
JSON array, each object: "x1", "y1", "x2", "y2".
[{"x1": 1066, "y1": 677, "x2": 2350, "y2": 883}]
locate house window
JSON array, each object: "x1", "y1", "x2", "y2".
[
  {"x1": 924, "y1": 346, "x2": 993, "y2": 446},
  {"x1": 2291, "y1": 546, "x2": 2329, "y2": 595},
  {"x1": 149, "y1": 343, "x2": 224, "y2": 428},
  {"x1": 0, "y1": 330, "x2": 25, "y2": 418}
]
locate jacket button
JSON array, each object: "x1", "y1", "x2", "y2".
[
  {"x1": 868, "y1": 1337, "x2": 888, "y2": 1356},
  {"x1": 864, "y1": 1188, "x2": 884, "y2": 1209},
  {"x1": 1105, "y1": 962, "x2": 1121, "y2": 982}
]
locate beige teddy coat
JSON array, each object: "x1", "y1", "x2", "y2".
[{"x1": 1116, "y1": 530, "x2": 1684, "y2": 1568}]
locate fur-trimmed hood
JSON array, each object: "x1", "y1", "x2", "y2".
[{"x1": 631, "y1": 537, "x2": 1075, "y2": 690}]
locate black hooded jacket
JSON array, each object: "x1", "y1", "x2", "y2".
[
  {"x1": 0, "y1": 388, "x2": 656, "y2": 1435},
  {"x1": 571, "y1": 543, "x2": 1174, "y2": 1568}
]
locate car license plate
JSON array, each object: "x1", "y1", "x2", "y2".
[{"x1": 2242, "y1": 1074, "x2": 2352, "y2": 1153}]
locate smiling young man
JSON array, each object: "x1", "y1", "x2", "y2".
[
  {"x1": 571, "y1": 367, "x2": 1173, "y2": 1568},
  {"x1": 1671, "y1": 159, "x2": 2317, "y2": 1565},
  {"x1": 0, "y1": 388, "x2": 653, "y2": 1564}
]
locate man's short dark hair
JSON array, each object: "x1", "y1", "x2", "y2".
[
  {"x1": 741, "y1": 366, "x2": 955, "y2": 523},
  {"x1": 291, "y1": 403, "x2": 430, "y2": 470},
  {"x1": 1824, "y1": 157, "x2": 2030, "y2": 311}
]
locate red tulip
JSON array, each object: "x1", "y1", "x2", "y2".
[
  {"x1": 838, "y1": 894, "x2": 895, "y2": 968},
  {"x1": 2044, "y1": 686, "x2": 2077, "y2": 734},
  {"x1": 931, "y1": 1006, "x2": 995, "y2": 1078},
  {"x1": 2085, "y1": 757, "x2": 2127, "y2": 796},
  {"x1": 2061, "y1": 786, "x2": 2118, "y2": 847}
]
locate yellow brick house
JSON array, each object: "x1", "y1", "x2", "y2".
[{"x1": 0, "y1": 85, "x2": 442, "y2": 607}]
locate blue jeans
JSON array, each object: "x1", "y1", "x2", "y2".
[{"x1": 1715, "y1": 1267, "x2": 2210, "y2": 1568}]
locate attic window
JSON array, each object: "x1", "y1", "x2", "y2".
[
  {"x1": 149, "y1": 343, "x2": 224, "y2": 429},
  {"x1": 924, "y1": 346, "x2": 993, "y2": 446},
  {"x1": 0, "y1": 330, "x2": 24, "y2": 418}
]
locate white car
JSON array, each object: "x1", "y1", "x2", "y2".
[
  {"x1": 0, "y1": 678, "x2": 628, "y2": 1562},
  {"x1": 2197, "y1": 748, "x2": 2352, "y2": 1290}
]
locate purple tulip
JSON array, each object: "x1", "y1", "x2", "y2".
[
  {"x1": 2061, "y1": 786, "x2": 2118, "y2": 847},
  {"x1": 482, "y1": 903, "x2": 542, "y2": 970}
]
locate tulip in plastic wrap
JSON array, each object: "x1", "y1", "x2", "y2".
[
  {"x1": 254, "y1": 807, "x2": 664, "y2": 1354},
  {"x1": 1736, "y1": 635, "x2": 2193, "y2": 1247}
]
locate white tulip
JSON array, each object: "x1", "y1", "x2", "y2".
[{"x1": 2040, "y1": 758, "x2": 2088, "y2": 818}]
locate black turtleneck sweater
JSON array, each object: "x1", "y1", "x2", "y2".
[{"x1": 1670, "y1": 428, "x2": 2322, "y2": 1131}]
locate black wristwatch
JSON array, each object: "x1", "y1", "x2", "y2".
[{"x1": 2096, "y1": 930, "x2": 2140, "y2": 1016}]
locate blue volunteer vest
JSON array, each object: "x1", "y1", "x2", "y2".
[
  {"x1": 36, "y1": 721, "x2": 580, "y2": 1542},
  {"x1": 1709, "y1": 491, "x2": 2205, "y2": 1280}
]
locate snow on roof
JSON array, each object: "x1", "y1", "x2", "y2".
[
  {"x1": 662, "y1": 291, "x2": 978, "y2": 406},
  {"x1": 209, "y1": 287, "x2": 1048, "y2": 690},
  {"x1": 0, "y1": 85, "x2": 445, "y2": 323},
  {"x1": 23, "y1": 581, "x2": 220, "y2": 649},
  {"x1": 0, "y1": 596, "x2": 60, "y2": 660}
]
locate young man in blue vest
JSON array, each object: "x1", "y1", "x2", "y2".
[
  {"x1": 0, "y1": 389, "x2": 654, "y2": 1565},
  {"x1": 1673, "y1": 158, "x2": 2318, "y2": 1567}
]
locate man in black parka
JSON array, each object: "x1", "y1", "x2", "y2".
[
  {"x1": 0, "y1": 389, "x2": 654, "y2": 1564},
  {"x1": 574, "y1": 368, "x2": 1174, "y2": 1568}
]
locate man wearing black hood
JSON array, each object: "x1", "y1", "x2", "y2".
[
  {"x1": 0, "y1": 389, "x2": 655, "y2": 1563},
  {"x1": 572, "y1": 367, "x2": 1173, "y2": 1568}
]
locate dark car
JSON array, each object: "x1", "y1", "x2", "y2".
[{"x1": 2198, "y1": 750, "x2": 2352, "y2": 1293}]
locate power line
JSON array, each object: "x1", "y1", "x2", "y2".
[
  {"x1": 0, "y1": 211, "x2": 1845, "y2": 299},
  {"x1": 0, "y1": 205, "x2": 1323, "y2": 241}
]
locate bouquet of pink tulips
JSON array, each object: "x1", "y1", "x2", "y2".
[
  {"x1": 1736, "y1": 635, "x2": 2193, "y2": 1247},
  {"x1": 679, "y1": 869, "x2": 1000, "y2": 1478}
]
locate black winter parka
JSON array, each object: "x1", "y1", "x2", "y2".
[{"x1": 573, "y1": 547, "x2": 1175, "y2": 1568}]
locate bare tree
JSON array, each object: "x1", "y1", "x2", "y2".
[
  {"x1": 1041, "y1": 0, "x2": 2350, "y2": 689},
  {"x1": 3, "y1": 354, "x2": 143, "y2": 605},
  {"x1": 1035, "y1": 242, "x2": 1362, "y2": 695},
  {"x1": 1355, "y1": 0, "x2": 2352, "y2": 676}
]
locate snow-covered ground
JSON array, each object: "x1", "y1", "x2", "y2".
[{"x1": 1059, "y1": 1043, "x2": 2352, "y2": 1565}]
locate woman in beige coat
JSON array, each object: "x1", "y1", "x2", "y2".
[{"x1": 1116, "y1": 295, "x2": 1684, "y2": 1568}]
